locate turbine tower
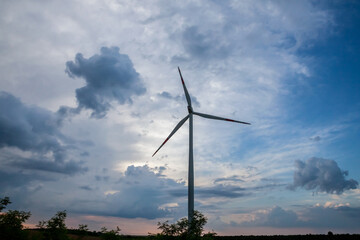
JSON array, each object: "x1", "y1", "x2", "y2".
[{"x1": 152, "y1": 67, "x2": 250, "y2": 225}]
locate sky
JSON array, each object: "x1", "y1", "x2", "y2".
[{"x1": 0, "y1": 0, "x2": 359, "y2": 236}]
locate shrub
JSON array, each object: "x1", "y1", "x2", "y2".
[
  {"x1": 0, "y1": 197, "x2": 31, "y2": 240},
  {"x1": 100, "y1": 226, "x2": 122, "y2": 240},
  {"x1": 153, "y1": 210, "x2": 215, "y2": 240},
  {"x1": 37, "y1": 210, "x2": 69, "y2": 240}
]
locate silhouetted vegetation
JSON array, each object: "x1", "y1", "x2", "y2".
[
  {"x1": 149, "y1": 210, "x2": 216, "y2": 239},
  {"x1": 2, "y1": 196, "x2": 360, "y2": 240},
  {"x1": 37, "y1": 210, "x2": 69, "y2": 240},
  {"x1": 100, "y1": 226, "x2": 122, "y2": 240},
  {"x1": 75, "y1": 224, "x2": 90, "y2": 239},
  {"x1": 0, "y1": 196, "x2": 31, "y2": 240}
]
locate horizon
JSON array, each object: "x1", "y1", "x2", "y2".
[{"x1": 1, "y1": 0, "x2": 359, "y2": 236}]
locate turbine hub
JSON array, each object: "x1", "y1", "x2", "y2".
[{"x1": 187, "y1": 106, "x2": 193, "y2": 114}]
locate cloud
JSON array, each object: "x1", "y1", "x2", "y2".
[
  {"x1": 0, "y1": 169, "x2": 53, "y2": 191},
  {"x1": 239, "y1": 204, "x2": 360, "y2": 229},
  {"x1": 62, "y1": 46, "x2": 146, "y2": 118},
  {"x1": 242, "y1": 206, "x2": 300, "y2": 228},
  {"x1": 79, "y1": 185, "x2": 93, "y2": 191},
  {"x1": 181, "y1": 26, "x2": 230, "y2": 60},
  {"x1": 157, "y1": 91, "x2": 200, "y2": 107},
  {"x1": 288, "y1": 157, "x2": 358, "y2": 194},
  {"x1": 9, "y1": 156, "x2": 87, "y2": 175},
  {"x1": 0, "y1": 91, "x2": 86, "y2": 176},
  {"x1": 265, "y1": 206, "x2": 299, "y2": 227},
  {"x1": 0, "y1": 91, "x2": 63, "y2": 157},
  {"x1": 214, "y1": 175, "x2": 245, "y2": 184},
  {"x1": 197, "y1": 185, "x2": 249, "y2": 199},
  {"x1": 73, "y1": 165, "x2": 186, "y2": 219},
  {"x1": 170, "y1": 1, "x2": 331, "y2": 65},
  {"x1": 170, "y1": 184, "x2": 250, "y2": 199},
  {"x1": 301, "y1": 204, "x2": 360, "y2": 229},
  {"x1": 95, "y1": 175, "x2": 109, "y2": 182},
  {"x1": 310, "y1": 136, "x2": 321, "y2": 141}
]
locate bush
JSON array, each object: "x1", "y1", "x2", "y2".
[
  {"x1": 37, "y1": 210, "x2": 69, "y2": 240},
  {"x1": 77, "y1": 224, "x2": 89, "y2": 239},
  {"x1": 152, "y1": 210, "x2": 216, "y2": 240},
  {"x1": 0, "y1": 197, "x2": 31, "y2": 240},
  {"x1": 100, "y1": 226, "x2": 122, "y2": 240}
]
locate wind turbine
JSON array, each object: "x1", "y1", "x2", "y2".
[{"x1": 152, "y1": 67, "x2": 250, "y2": 225}]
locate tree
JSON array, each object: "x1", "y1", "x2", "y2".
[
  {"x1": 188, "y1": 211, "x2": 207, "y2": 237},
  {"x1": 0, "y1": 197, "x2": 11, "y2": 211},
  {"x1": 0, "y1": 197, "x2": 31, "y2": 240},
  {"x1": 100, "y1": 226, "x2": 122, "y2": 240},
  {"x1": 38, "y1": 210, "x2": 69, "y2": 240},
  {"x1": 154, "y1": 210, "x2": 215, "y2": 239},
  {"x1": 77, "y1": 224, "x2": 89, "y2": 239},
  {"x1": 78, "y1": 224, "x2": 89, "y2": 232}
]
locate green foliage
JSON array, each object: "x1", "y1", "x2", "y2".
[
  {"x1": 152, "y1": 210, "x2": 215, "y2": 240},
  {"x1": 38, "y1": 210, "x2": 69, "y2": 240},
  {"x1": 0, "y1": 196, "x2": 31, "y2": 240},
  {"x1": 100, "y1": 226, "x2": 122, "y2": 240}
]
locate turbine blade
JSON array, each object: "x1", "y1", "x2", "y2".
[
  {"x1": 193, "y1": 112, "x2": 251, "y2": 125},
  {"x1": 152, "y1": 115, "x2": 190, "y2": 157},
  {"x1": 178, "y1": 67, "x2": 192, "y2": 107}
]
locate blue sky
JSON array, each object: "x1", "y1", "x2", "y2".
[{"x1": 0, "y1": 0, "x2": 359, "y2": 235}]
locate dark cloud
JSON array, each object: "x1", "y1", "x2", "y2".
[
  {"x1": 288, "y1": 157, "x2": 358, "y2": 194},
  {"x1": 242, "y1": 206, "x2": 300, "y2": 228},
  {"x1": 170, "y1": 184, "x2": 249, "y2": 199},
  {"x1": 180, "y1": 26, "x2": 230, "y2": 60},
  {"x1": 301, "y1": 205, "x2": 360, "y2": 229},
  {"x1": 214, "y1": 175, "x2": 244, "y2": 184},
  {"x1": 310, "y1": 136, "x2": 321, "y2": 141},
  {"x1": 9, "y1": 156, "x2": 87, "y2": 175},
  {"x1": 94, "y1": 175, "x2": 109, "y2": 182},
  {"x1": 0, "y1": 169, "x2": 53, "y2": 192},
  {"x1": 265, "y1": 206, "x2": 299, "y2": 227},
  {"x1": 240, "y1": 205, "x2": 360, "y2": 229},
  {"x1": 250, "y1": 183, "x2": 287, "y2": 191},
  {"x1": 0, "y1": 91, "x2": 63, "y2": 158},
  {"x1": 246, "y1": 166, "x2": 258, "y2": 171},
  {"x1": 197, "y1": 185, "x2": 249, "y2": 198},
  {"x1": 0, "y1": 91, "x2": 86, "y2": 177},
  {"x1": 79, "y1": 185, "x2": 93, "y2": 191},
  {"x1": 261, "y1": 177, "x2": 280, "y2": 182},
  {"x1": 62, "y1": 46, "x2": 146, "y2": 118},
  {"x1": 0, "y1": 169, "x2": 48, "y2": 210},
  {"x1": 157, "y1": 91, "x2": 173, "y2": 99},
  {"x1": 169, "y1": 178, "x2": 284, "y2": 200},
  {"x1": 74, "y1": 165, "x2": 186, "y2": 219},
  {"x1": 158, "y1": 91, "x2": 200, "y2": 107},
  {"x1": 80, "y1": 151, "x2": 90, "y2": 157}
]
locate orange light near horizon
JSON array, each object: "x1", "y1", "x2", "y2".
[{"x1": 66, "y1": 215, "x2": 162, "y2": 235}]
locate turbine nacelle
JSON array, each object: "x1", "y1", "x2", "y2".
[{"x1": 187, "y1": 105, "x2": 193, "y2": 114}]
